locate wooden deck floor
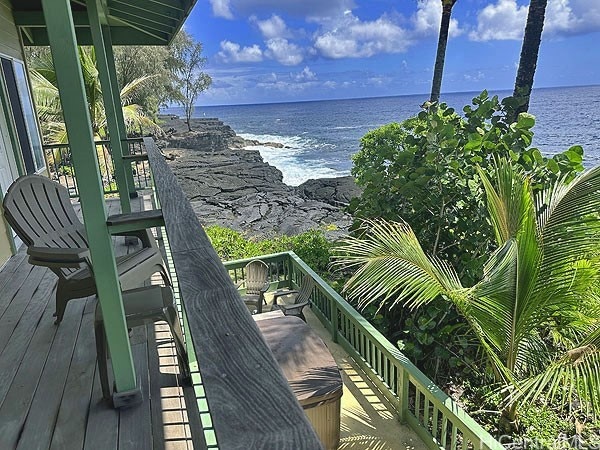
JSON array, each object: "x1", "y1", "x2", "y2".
[
  {"x1": 0, "y1": 198, "x2": 203, "y2": 450},
  {"x1": 0, "y1": 195, "x2": 427, "y2": 450}
]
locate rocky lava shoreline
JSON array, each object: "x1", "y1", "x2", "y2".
[{"x1": 158, "y1": 116, "x2": 361, "y2": 239}]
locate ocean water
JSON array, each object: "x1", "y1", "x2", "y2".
[{"x1": 165, "y1": 85, "x2": 600, "y2": 186}]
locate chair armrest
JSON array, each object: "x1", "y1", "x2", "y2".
[
  {"x1": 260, "y1": 281, "x2": 270, "y2": 292},
  {"x1": 27, "y1": 246, "x2": 90, "y2": 268},
  {"x1": 235, "y1": 279, "x2": 245, "y2": 289},
  {"x1": 107, "y1": 210, "x2": 164, "y2": 248},
  {"x1": 272, "y1": 289, "x2": 299, "y2": 300},
  {"x1": 280, "y1": 301, "x2": 310, "y2": 314}
]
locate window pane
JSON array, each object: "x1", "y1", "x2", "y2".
[{"x1": 12, "y1": 61, "x2": 45, "y2": 171}]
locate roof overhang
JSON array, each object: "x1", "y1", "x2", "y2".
[{"x1": 11, "y1": 0, "x2": 197, "y2": 46}]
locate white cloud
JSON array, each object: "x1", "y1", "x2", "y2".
[
  {"x1": 212, "y1": 0, "x2": 354, "y2": 19},
  {"x1": 470, "y1": 0, "x2": 600, "y2": 42},
  {"x1": 252, "y1": 14, "x2": 290, "y2": 39},
  {"x1": 265, "y1": 38, "x2": 304, "y2": 65},
  {"x1": 413, "y1": 0, "x2": 464, "y2": 38},
  {"x1": 209, "y1": 0, "x2": 234, "y2": 19},
  {"x1": 314, "y1": 13, "x2": 412, "y2": 59},
  {"x1": 469, "y1": 0, "x2": 527, "y2": 41},
  {"x1": 464, "y1": 71, "x2": 485, "y2": 82},
  {"x1": 544, "y1": 0, "x2": 600, "y2": 36},
  {"x1": 218, "y1": 40, "x2": 263, "y2": 63},
  {"x1": 292, "y1": 66, "x2": 316, "y2": 81}
]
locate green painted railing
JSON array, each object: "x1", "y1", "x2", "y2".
[
  {"x1": 224, "y1": 252, "x2": 504, "y2": 450},
  {"x1": 43, "y1": 137, "x2": 152, "y2": 197}
]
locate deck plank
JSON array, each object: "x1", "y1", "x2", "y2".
[
  {"x1": 0, "y1": 265, "x2": 48, "y2": 352},
  {"x1": 49, "y1": 297, "x2": 97, "y2": 450},
  {"x1": 0, "y1": 286, "x2": 82, "y2": 449},
  {"x1": 0, "y1": 270, "x2": 56, "y2": 406},
  {"x1": 83, "y1": 371, "x2": 119, "y2": 450},
  {"x1": 0, "y1": 256, "x2": 37, "y2": 319},
  {"x1": 118, "y1": 336, "x2": 153, "y2": 450},
  {"x1": 148, "y1": 324, "x2": 166, "y2": 450},
  {"x1": 16, "y1": 298, "x2": 87, "y2": 450},
  {"x1": 0, "y1": 250, "x2": 27, "y2": 292}
]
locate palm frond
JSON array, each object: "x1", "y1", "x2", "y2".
[
  {"x1": 120, "y1": 74, "x2": 157, "y2": 105},
  {"x1": 333, "y1": 219, "x2": 464, "y2": 310}
]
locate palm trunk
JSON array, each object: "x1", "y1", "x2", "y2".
[
  {"x1": 509, "y1": 0, "x2": 548, "y2": 122},
  {"x1": 430, "y1": 0, "x2": 456, "y2": 103}
]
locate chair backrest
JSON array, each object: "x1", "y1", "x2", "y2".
[
  {"x1": 243, "y1": 260, "x2": 269, "y2": 295},
  {"x1": 2, "y1": 175, "x2": 88, "y2": 276},
  {"x1": 295, "y1": 276, "x2": 315, "y2": 304}
]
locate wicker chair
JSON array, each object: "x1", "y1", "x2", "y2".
[{"x1": 237, "y1": 260, "x2": 270, "y2": 314}]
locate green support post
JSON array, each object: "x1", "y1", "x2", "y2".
[
  {"x1": 42, "y1": 0, "x2": 139, "y2": 404},
  {"x1": 87, "y1": 0, "x2": 131, "y2": 213},
  {"x1": 102, "y1": 27, "x2": 138, "y2": 199}
]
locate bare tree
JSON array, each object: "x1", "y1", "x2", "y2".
[
  {"x1": 508, "y1": 0, "x2": 548, "y2": 122},
  {"x1": 430, "y1": 0, "x2": 458, "y2": 103}
]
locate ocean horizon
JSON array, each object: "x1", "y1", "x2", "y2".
[{"x1": 164, "y1": 85, "x2": 600, "y2": 186}]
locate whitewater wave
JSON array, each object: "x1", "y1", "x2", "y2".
[{"x1": 240, "y1": 133, "x2": 349, "y2": 186}]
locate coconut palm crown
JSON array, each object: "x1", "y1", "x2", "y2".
[
  {"x1": 334, "y1": 159, "x2": 600, "y2": 425},
  {"x1": 29, "y1": 47, "x2": 158, "y2": 144}
]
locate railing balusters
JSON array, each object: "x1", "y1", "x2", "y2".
[
  {"x1": 43, "y1": 138, "x2": 152, "y2": 198},
  {"x1": 223, "y1": 251, "x2": 503, "y2": 450}
]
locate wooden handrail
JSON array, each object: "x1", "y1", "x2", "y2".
[{"x1": 144, "y1": 138, "x2": 322, "y2": 449}]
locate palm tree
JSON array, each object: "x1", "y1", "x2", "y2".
[
  {"x1": 334, "y1": 160, "x2": 600, "y2": 429},
  {"x1": 508, "y1": 0, "x2": 549, "y2": 122},
  {"x1": 430, "y1": 0, "x2": 458, "y2": 103},
  {"x1": 29, "y1": 47, "x2": 158, "y2": 144}
]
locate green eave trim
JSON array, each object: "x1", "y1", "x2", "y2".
[
  {"x1": 11, "y1": 0, "x2": 197, "y2": 46},
  {"x1": 20, "y1": 26, "x2": 169, "y2": 46}
]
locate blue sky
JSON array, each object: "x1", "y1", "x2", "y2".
[{"x1": 183, "y1": 0, "x2": 600, "y2": 106}]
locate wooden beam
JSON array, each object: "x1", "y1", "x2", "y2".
[
  {"x1": 87, "y1": 0, "x2": 132, "y2": 213},
  {"x1": 12, "y1": 11, "x2": 90, "y2": 26},
  {"x1": 109, "y1": 8, "x2": 174, "y2": 34},
  {"x1": 41, "y1": 0, "x2": 139, "y2": 399},
  {"x1": 146, "y1": 0, "x2": 187, "y2": 12},
  {"x1": 22, "y1": 27, "x2": 168, "y2": 46},
  {"x1": 111, "y1": 0, "x2": 182, "y2": 22},
  {"x1": 144, "y1": 137, "x2": 322, "y2": 449}
]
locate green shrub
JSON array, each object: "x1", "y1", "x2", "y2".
[
  {"x1": 204, "y1": 226, "x2": 332, "y2": 275},
  {"x1": 347, "y1": 91, "x2": 585, "y2": 381}
]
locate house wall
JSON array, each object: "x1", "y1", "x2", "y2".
[
  {"x1": 0, "y1": 0, "x2": 21, "y2": 267},
  {"x1": 0, "y1": 0, "x2": 21, "y2": 60}
]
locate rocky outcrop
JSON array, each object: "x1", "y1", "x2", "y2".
[
  {"x1": 160, "y1": 116, "x2": 355, "y2": 239},
  {"x1": 296, "y1": 176, "x2": 362, "y2": 206}
]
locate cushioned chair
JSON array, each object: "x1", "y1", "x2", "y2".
[
  {"x1": 2, "y1": 174, "x2": 170, "y2": 323},
  {"x1": 271, "y1": 276, "x2": 315, "y2": 321},
  {"x1": 94, "y1": 285, "x2": 189, "y2": 400},
  {"x1": 237, "y1": 259, "x2": 270, "y2": 314}
]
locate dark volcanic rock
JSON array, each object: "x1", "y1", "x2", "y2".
[
  {"x1": 159, "y1": 117, "x2": 354, "y2": 239},
  {"x1": 297, "y1": 176, "x2": 362, "y2": 206}
]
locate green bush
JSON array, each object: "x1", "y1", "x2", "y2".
[
  {"x1": 347, "y1": 91, "x2": 585, "y2": 387},
  {"x1": 351, "y1": 91, "x2": 583, "y2": 285},
  {"x1": 204, "y1": 226, "x2": 332, "y2": 275}
]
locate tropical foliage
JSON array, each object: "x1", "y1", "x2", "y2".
[
  {"x1": 29, "y1": 47, "x2": 158, "y2": 144},
  {"x1": 335, "y1": 159, "x2": 600, "y2": 429},
  {"x1": 351, "y1": 91, "x2": 584, "y2": 285},
  {"x1": 205, "y1": 225, "x2": 332, "y2": 274}
]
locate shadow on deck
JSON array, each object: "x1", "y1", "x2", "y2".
[
  {"x1": 0, "y1": 198, "x2": 202, "y2": 450},
  {"x1": 0, "y1": 195, "x2": 427, "y2": 450}
]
